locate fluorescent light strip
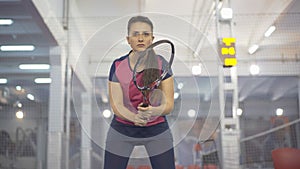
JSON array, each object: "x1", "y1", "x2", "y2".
[
  {"x1": 0, "y1": 19, "x2": 13, "y2": 25},
  {"x1": 27, "y1": 94, "x2": 35, "y2": 101},
  {"x1": 217, "y1": 2, "x2": 223, "y2": 9},
  {"x1": 264, "y1": 25, "x2": 276, "y2": 37},
  {"x1": 19, "y1": 64, "x2": 50, "y2": 70},
  {"x1": 0, "y1": 45, "x2": 35, "y2": 51},
  {"x1": 0, "y1": 78, "x2": 7, "y2": 84},
  {"x1": 248, "y1": 44, "x2": 259, "y2": 54},
  {"x1": 34, "y1": 78, "x2": 52, "y2": 84}
]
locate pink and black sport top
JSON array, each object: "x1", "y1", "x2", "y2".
[{"x1": 108, "y1": 52, "x2": 173, "y2": 126}]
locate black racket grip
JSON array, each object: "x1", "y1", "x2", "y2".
[{"x1": 141, "y1": 103, "x2": 149, "y2": 107}]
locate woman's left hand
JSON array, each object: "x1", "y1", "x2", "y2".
[{"x1": 137, "y1": 103, "x2": 152, "y2": 120}]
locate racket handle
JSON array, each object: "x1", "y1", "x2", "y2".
[{"x1": 141, "y1": 103, "x2": 149, "y2": 107}]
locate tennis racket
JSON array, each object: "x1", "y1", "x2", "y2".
[{"x1": 132, "y1": 39, "x2": 175, "y2": 107}]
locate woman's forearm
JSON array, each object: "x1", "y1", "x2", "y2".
[
  {"x1": 150, "y1": 102, "x2": 174, "y2": 116},
  {"x1": 111, "y1": 103, "x2": 135, "y2": 122}
]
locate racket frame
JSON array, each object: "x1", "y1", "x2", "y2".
[{"x1": 132, "y1": 39, "x2": 175, "y2": 107}]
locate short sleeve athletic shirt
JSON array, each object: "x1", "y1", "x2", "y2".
[{"x1": 108, "y1": 51, "x2": 173, "y2": 126}]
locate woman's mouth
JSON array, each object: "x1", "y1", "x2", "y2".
[{"x1": 137, "y1": 44, "x2": 145, "y2": 47}]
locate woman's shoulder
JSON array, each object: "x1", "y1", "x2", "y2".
[{"x1": 113, "y1": 52, "x2": 130, "y2": 63}]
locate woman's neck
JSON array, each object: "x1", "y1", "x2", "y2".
[{"x1": 129, "y1": 50, "x2": 140, "y2": 64}]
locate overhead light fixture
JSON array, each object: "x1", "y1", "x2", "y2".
[
  {"x1": 276, "y1": 108, "x2": 283, "y2": 116},
  {"x1": 16, "y1": 110, "x2": 24, "y2": 119},
  {"x1": 174, "y1": 92, "x2": 180, "y2": 100},
  {"x1": 264, "y1": 25, "x2": 276, "y2": 37},
  {"x1": 177, "y1": 82, "x2": 184, "y2": 89},
  {"x1": 19, "y1": 64, "x2": 50, "y2": 70},
  {"x1": 187, "y1": 109, "x2": 196, "y2": 118},
  {"x1": 0, "y1": 19, "x2": 13, "y2": 25},
  {"x1": 220, "y1": 8, "x2": 233, "y2": 20},
  {"x1": 192, "y1": 64, "x2": 202, "y2": 75},
  {"x1": 0, "y1": 78, "x2": 7, "y2": 84},
  {"x1": 16, "y1": 85, "x2": 22, "y2": 91},
  {"x1": 248, "y1": 44, "x2": 259, "y2": 54},
  {"x1": 0, "y1": 45, "x2": 35, "y2": 51},
  {"x1": 237, "y1": 108, "x2": 243, "y2": 116},
  {"x1": 100, "y1": 93, "x2": 108, "y2": 103},
  {"x1": 27, "y1": 94, "x2": 35, "y2": 101},
  {"x1": 249, "y1": 64, "x2": 260, "y2": 75},
  {"x1": 103, "y1": 109, "x2": 112, "y2": 118},
  {"x1": 34, "y1": 78, "x2": 52, "y2": 84},
  {"x1": 17, "y1": 102, "x2": 22, "y2": 108}
]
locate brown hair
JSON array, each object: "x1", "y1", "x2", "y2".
[{"x1": 127, "y1": 16, "x2": 153, "y2": 35}]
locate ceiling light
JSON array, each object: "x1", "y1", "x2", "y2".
[
  {"x1": 220, "y1": 8, "x2": 233, "y2": 20},
  {"x1": 16, "y1": 85, "x2": 22, "y2": 91},
  {"x1": 0, "y1": 78, "x2": 7, "y2": 84},
  {"x1": 187, "y1": 109, "x2": 196, "y2": 118},
  {"x1": 249, "y1": 64, "x2": 260, "y2": 75},
  {"x1": 0, "y1": 45, "x2": 35, "y2": 51},
  {"x1": 103, "y1": 109, "x2": 112, "y2": 118},
  {"x1": 192, "y1": 64, "x2": 202, "y2": 75},
  {"x1": 0, "y1": 19, "x2": 13, "y2": 25},
  {"x1": 19, "y1": 64, "x2": 50, "y2": 70},
  {"x1": 177, "y1": 82, "x2": 184, "y2": 89},
  {"x1": 101, "y1": 93, "x2": 108, "y2": 103},
  {"x1": 34, "y1": 78, "x2": 52, "y2": 84},
  {"x1": 264, "y1": 25, "x2": 276, "y2": 37},
  {"x1": 27, "y1": 94, "x2": 35, "y2": 101},
  {"x1": 17, "y1": 102, "x2": 22, "y2": 108},
  {"x1": 276, "y1": 108, "x2": 283, "y2": 116},
  {"x1": 174, "y1": 92, "x2": 180, "y2": 99},
  {"x1": 248, "y1": 44, "x2": 259, "y2": 54},
  {"x1": 237, "y1": 108, "x2": 243, "y2": 116},
  {"x1": 16, "y1": 110, "x2": 24, "y2": 119}
]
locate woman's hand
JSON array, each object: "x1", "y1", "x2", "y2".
[
  {"x1": 133, "y1": 103, "x2": 152, "y2": 126},
  {"x1": 133, "y1": 113, "x2": 149, "y2": 126}
]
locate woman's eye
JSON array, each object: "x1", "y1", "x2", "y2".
[
  {"x1": 133, "y1": 32, "x2": 139, "y2": 36},
  {"x1": 130, "y1": 32, "x2": 151, "y2": 37}
]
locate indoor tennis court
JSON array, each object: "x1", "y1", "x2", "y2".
[{"x1": 0, "y1": 0, "x2": 299, "y2": 169}]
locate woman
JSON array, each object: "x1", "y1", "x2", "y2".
[{"x1": 104, "y1": 15, "x2": 175, "y2": 169}]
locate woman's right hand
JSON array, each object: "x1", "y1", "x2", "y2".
[{"x1": 133, "y1": 112, "x2": 151, "y2": 126}]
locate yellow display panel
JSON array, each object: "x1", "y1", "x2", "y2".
[{"x1": 219, "y1": 37, "x2": 237, "y2": 67}]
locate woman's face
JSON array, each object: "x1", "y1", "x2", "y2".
[{"x1": 127, "y1": 22, "x2": 154, "y2": 52}]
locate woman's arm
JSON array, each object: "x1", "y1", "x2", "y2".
[
  {"x1": 109, "y1": 81, "x2": 148, "y2": 126},
  {"x1": 137, "y1": 76, "x2": 174, "y2": 116}
]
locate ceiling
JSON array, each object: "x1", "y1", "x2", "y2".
[
  {"x1": 0, "y1": 0, "x2": 299, "y2": 109},
  {"x1": 0, "y1": 0, "x2": 56, "y2": 105}
]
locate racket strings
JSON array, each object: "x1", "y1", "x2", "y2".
[
  {"x1": 132, "y1": 40, "x2": 174, "y2": 106},
  {"x1": 142, "y1": 49, "x2": 160, "y2": 88}
]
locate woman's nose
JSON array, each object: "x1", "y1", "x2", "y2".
[{"x1": 138, "y1": 34, "x2": 144, "y2": 41}]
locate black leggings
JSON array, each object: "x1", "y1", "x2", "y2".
[
  {"x1": 103, "y1": 120, "x2": 175, "y2": 169},
  {"x1": 104, "y1": 144, "x2": 175, "y2": 169}
]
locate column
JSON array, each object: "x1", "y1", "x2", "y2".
[
  {"x1": 215, "y1": 0, "x2": 240, "y2": 168},
  {"x1": 81, "y1": 92, "x2": 92, "y2": 169},
  {"x1": 47, "y1": 46, "x2": 66, "y2": 169}
]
